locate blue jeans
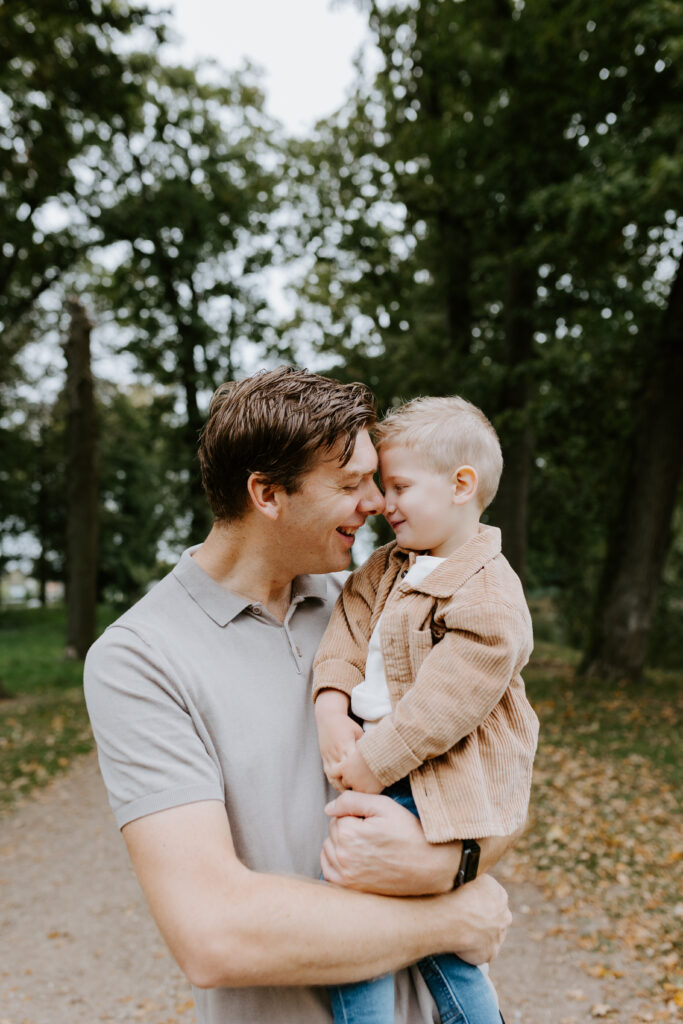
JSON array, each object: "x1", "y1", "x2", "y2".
[{"x1": 327, "y1": 778, "x2": 502, "y2": 1024}]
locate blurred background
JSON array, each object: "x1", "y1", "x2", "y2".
[
  {"x1": 1, "y1": 3, "x2": 681, "y2": 1013},
  {"x1": 1, "y1": 0, "x2": 682, "y2": 676}
]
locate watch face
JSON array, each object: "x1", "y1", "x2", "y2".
[
  {"x1": 456, "y1": 840, "x2": 481, "y2": 887},
  {"x1": 463, "y1": 840, "x2": 480, "y2": 883}
]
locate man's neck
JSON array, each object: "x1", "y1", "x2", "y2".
[{"x1": 192, "y1": 522, "x2": 294, "y2": 623}]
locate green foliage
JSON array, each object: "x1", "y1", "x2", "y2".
[
  {"x1": 91, "y1": 60, "x2": 285, "y2": 539},
  {"x1": 0, "y1": 0, "x2": 162, "y2": 349},
  {"x1": 0, "y1": 604, "x2": 117, "y2": 812},
  {"x1": 97, "y1": 382, "x2": 179, "y2": 603},
  {"x1": 287, "y1": 0, "x2": 682, "y2": 655}
]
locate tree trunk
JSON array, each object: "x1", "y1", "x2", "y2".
[
  {"x1": 582, "y1": 263, "x2": 683, "y2": 682},
  {"x1": 63, "y1": 297, "x2": 98, "y2": 660},
  {"x1": 489, "y1": 260, "x2": 536, "y2": 583},
  {"x1": 178, "y1": 329, "x2": 212, "y2": 543},
  {"x1": 36, "y1": 433, "x2": 49, "y2": 607}
]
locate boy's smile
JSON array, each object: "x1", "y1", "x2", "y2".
[{"x1": 379, "y1": 445, "x2": 478, "y2": 558}]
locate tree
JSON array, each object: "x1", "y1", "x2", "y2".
[
  {"x1": 582, "y1": 266, "x2": 683, "y2": 681},
  {"x1": 0, "y1": 0, "x2": 161, "y2": 356},
  {"x1": 287, "y1": 0, "x2": 682, "y2": 674},
  {"x1": 93, "y1": 62, "x2": 283, "y2": 541},
  {"x1": 63, "y1": 297, "x2": 97, "y2": 659},
  {"x1": 96, "y1": 381, "x2": 181, "y2": 605}
]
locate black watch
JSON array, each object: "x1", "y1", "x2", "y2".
[{"x1": 454, "y1": 839, "x2": 480, "y2": 889}]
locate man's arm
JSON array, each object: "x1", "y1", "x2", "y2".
[
  {"x1": 321, "y1": 790, "x2": 525, "y2": 896},
  {"x1": 122, "y1": 798, "x2": 511, "y2": 990}
]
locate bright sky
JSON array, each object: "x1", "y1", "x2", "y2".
[{"x1": 147, "y1": 0, "x2": 372, "y2": 133}]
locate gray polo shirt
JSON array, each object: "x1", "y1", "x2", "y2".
[{"x1": 85, "y1": 549, "x2": 436, "y2": 1024}]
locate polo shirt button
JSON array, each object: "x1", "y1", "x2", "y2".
[
  {"x1": 251, "y1": 605, "x2": 262, "y2": 615},
  {"x1": 400, "y1": 570, "x2": 408, "y2": 578}
]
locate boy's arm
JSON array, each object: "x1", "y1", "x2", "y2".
[
  {"x1": 312, "y1": 544, "x2": 394, "y2": 702},
  {"x1": 122, "y1": 798, "x2": 512, "y2": 988},
  {"x1": 357, "y1": 601, "x2": 532, "y2": 787},
  {"x1": 315, "y1": 689, "x2": 364, "y2": 790}
]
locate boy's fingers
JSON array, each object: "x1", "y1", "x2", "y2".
[{"x1": 325, "y1": 790, "x2": 382, "y2": 819}]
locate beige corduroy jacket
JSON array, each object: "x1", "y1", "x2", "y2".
[{"x1": 313, "y1": 524, "x2": 539, "y2": 842}]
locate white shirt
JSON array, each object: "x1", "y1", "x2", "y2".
[{"x1": 351, "y1": 555, "x2": 445, "y2": 728}]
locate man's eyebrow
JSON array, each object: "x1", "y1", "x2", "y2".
[{"x1": 342, "y1": 464, "x2": 376, "y2": 480}]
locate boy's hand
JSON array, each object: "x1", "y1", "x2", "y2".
[
  {"x1": 315, "y1": 690, "x2": 364, "y2": 790},
  {"x1": 335, "y1": 746, "x2": 384, "y2": 794}
]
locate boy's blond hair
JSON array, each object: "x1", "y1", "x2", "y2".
[{"x1": 374, "y1": 396, "x2": 503, "y2": 510}]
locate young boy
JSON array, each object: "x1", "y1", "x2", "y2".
[{"x1": 313, "y1": 395, "x2": 539, "y2": 1024}]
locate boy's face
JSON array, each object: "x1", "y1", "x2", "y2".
[{"x1": 379, "y1": 445, "x2": 464, "y2": 557}]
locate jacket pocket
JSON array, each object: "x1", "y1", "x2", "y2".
[{"x1": 408, "y1": 627, "x2": 433, "y2": 677}]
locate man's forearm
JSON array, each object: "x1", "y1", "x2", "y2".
[
  {"x1": 123, "y1": 800, "x2": 509, "y2": 991},
  {"x1": 189, "y1": 866, "x2": 487, "y2": 989}
]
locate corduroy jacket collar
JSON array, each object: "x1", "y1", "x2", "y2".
[{"x1": 389, "y1": 524, "x2": 503, "y2": 599}]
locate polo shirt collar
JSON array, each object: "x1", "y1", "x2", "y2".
[
  {"x1": 394, "y1": 524, "x2": 502, "y2": 598},
  {"x1": 172, "y1": 548, "x2": 328, "y2": 627},
  {"x1": 292, "y1": 573, "x2": 329, "y2": 603}
]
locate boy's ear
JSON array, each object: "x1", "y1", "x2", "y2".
[
  {"x1": 247, "y1": 472, "x2": 284, "y2": 521},
  {"x1": 452, "y1": 465, "x2": 478, "y2": 505}
]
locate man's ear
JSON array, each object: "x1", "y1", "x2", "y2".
[
  {"x1": 246, "y1": 473, "x2": 284, "y2": 521},
  {"x1": 452, "y1": 465, "x2": 478, "y2": 505}
]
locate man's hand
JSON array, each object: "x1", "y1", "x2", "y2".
[
  {"x1": 334, "y1": 745, "x2": 384, "y2": 794},
  {"x1": 314, "y1": 690, "x2": 364, "y2": 790},
  {"x1": 322, "y1": 790, "x2": 462, "y2": 895},
  {"x1": 441, "y1": 874, "x2": 512, "y2": 965}
]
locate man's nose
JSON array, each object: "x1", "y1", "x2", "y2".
[{"x1": 359, "y1": 480, "x2": 385, "y2": 517}]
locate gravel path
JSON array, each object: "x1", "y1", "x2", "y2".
[{"x1": 0, "y1": 754, "x2": 654, "y2": 1024}]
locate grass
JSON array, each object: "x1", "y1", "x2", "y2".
[
  {"x1": 526, "y1": 640, "x2": 683, "y2": 789},
  {"x1": 0, "y1": 604, "x2": 117, "y2": 812}
]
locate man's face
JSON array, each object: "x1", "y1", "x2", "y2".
[{"x1": 278, "y1": 429, "x2": 384, "y2": 574}]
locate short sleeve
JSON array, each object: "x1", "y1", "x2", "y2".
[{"x1": 84, "y1": 625, "x2": 224, "y2": 829}]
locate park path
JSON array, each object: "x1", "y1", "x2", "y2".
[{"x1": 0, "y1": 753, "x2": 654, "y2": 1024}]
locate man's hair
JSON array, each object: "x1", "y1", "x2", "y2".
[
  {"x1": 374, "y1": 396, "x2": 503, "y2": 510},
  {"x1": 198, "y1": 365, "x2": 377, "y2": 521}
]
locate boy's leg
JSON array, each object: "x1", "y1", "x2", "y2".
[
  {"x1": 385, "y1": 779, "x2": 502, "y2": 1024},
  {"x1": 417, "y1": 955, "x2": 502, "y2": 1024},
  {"x1": 328, "y1": 971, "x2": 395, "y2": 1024}
]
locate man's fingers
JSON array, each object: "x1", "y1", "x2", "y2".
[
  {"x1": 320, "y1": 838, "x2": 344, "y2": 885},
  {"x1": 325, "y1": 789, "x2": 383, "y2": 819}
]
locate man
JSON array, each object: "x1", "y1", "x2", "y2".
[{"x1": 85, "y1": 366, "x2": 513, "y2": 1024}]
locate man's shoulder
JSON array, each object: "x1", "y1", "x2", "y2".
[{"x1": 86, "y1": 569, "x2": 184, "y2": 676}]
